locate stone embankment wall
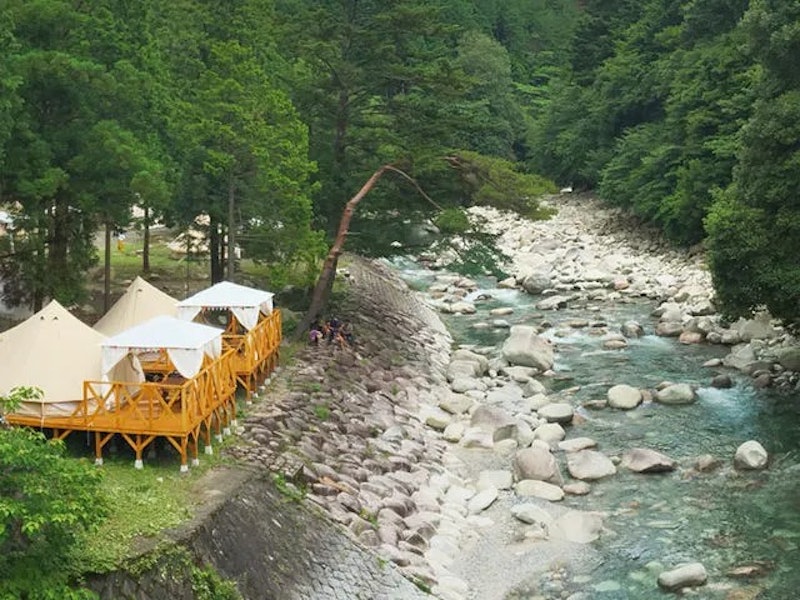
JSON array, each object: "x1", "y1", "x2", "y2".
[
  {"x1": 89, "y1": 255, "x2": 452, "y2": 599},
  {"x1": 89, "y1": 468, "x2": 428, "y2": 599}
]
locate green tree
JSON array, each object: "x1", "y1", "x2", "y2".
[
  {"x1": 706, "y1": 0, "x2": 800, "y2": 325},
  {"x1": 118, "y1": 0, "x2": 320, "y2": 285},
  {"x1": 0, "y1": 387, "x2": 104, "y2": 600},
  {"x1": 0, "y1": 0, "x2": 166, "y2": 309}
]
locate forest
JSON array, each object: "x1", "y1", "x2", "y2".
[{"x1": 0, "y1": 0, "x2": 798, "y2": 324}]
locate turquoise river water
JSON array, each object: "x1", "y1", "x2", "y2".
[{"x1": 390, "y1": 257, "x2": 800, "y2": 600}]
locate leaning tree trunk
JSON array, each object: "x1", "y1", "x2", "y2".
[
  {"x1": 291, "y1": 165, "x2": 441, "y2": 342},
  {"x1": 291, "y1": 165, "x2": 390, "y2": 341}
]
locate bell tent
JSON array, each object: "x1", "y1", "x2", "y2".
[
  {"x1": 94, "y1": 276, "x2": 178, "y2": 337},
  {"x1": 0, "y1": 300, "x2": 105, "y2": 418}
]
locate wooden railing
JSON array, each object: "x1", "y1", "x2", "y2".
[
  {"x1": 78, "y1": 347, "x2": 237, "y2": 436},
  {"x1": 4, "y1": 312, "x2": 281, "y2": 467},
  {"x1": 222, "y1": 309, "x2": 281, "y2": 394}
]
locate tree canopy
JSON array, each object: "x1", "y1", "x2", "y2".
[{"x1": 0, "y1": 0, "x2": 797, "y2": 321}]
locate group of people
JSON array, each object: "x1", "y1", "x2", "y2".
[{"x1": 309, "y1": 316, "x2": 354, "y2": 349}]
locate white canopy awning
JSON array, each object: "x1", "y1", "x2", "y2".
[
  {"x1": 176, "y1": 281, "x2": 274, "y2": 331},
  {"x1": 101, "y1": 316, "x2": 222, "y2": 380}
]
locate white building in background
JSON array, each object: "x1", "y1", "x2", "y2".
[{"x1": 0, "y1": 210, "x2": 12, "y2": 236}]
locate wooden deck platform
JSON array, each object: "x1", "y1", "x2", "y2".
[
  {"x1": 7, "y1": 347, "x2": 238, "y2": 470},
  {"x1": 5, "y1": 310, "x2": 282, "y2": 469}
]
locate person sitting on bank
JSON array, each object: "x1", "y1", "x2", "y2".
[
  {"x1": 326, "y1": 316, "x2": 341, "y2": 344},
  {"x1": 341, "y1": 321, "x2": 354, "y2": 345},
  {"x1": 309, "y1": 321, "x2": 323, "y2": 346}
]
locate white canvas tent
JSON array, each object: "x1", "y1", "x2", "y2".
[
  {"x1": 94, "y1": 276, "x2": 178, "y2": 336},
  {"x1": 0, "y1": 300, "x2": 105, "y2": 417},
  {"x1": 101, "y1": 316, "x2": 223, "y2": 381},
  {"x1": 176, "y1": 281, "x2": 274, "y2": 331}
]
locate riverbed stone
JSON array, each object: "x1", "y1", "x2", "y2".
[
  {"x1": 563, "y1": 481, "x2": 591, "y2": 496},
  {"x1": 424, "y1": 408, "x2": 452, "y2": 431},
  {"x1": 621, "y1": 320, "x2": 645, "y2": 338},
  {"x1": 439, "y1": 393, "x2": 474, "y2": 415},
  {"x1": 776, "y1": 347, "x2": 800, "y2": 372},
  {"x1": 450, "y1": 377, "x2": 486, "y2": 393},
  {"x1": 449, "y1": 301, "x2": 477, "y2": 315},
  {"x1": 621, "y1": 447, "x2": 676, "y2": 473},
  {"x1": 501, "y1": 365, "x2": 537, "y2": 382},
  {"x1": 607, "y1": 384, "x2": 642, "y2": 410},
  {"x1": 521, "y1": 271, "x2": 552, "y2": 295},
  {"x1": 657, "y1": 563, "x2": 708, "y2": 591},
  {"x1": 501, "y1": 325, "x2": 555, "y2": 371},
  {"x1": 537, "y1": 295, "x2": 572, "y2": 310},
  {"x1": 654, "y1": 383, "x2": 696, "y2": 405},
  {"x1": 726, "y1": 346, "x2": 763, "y2": 376},
  {"x1": 514, "y1": 479, "x2": 564, "y2": 501},
  {"x1": 460, "y1": 428, "x2": 494, "y2": 449},
  {"x1": 736, "y1": 315, "x2": 776, "y2": 342},
  {"x1": 493, "y1": 438, "x2": 519, "y2": 457},
  {"x1": 655, "y1": 321, "x2": 683, "y2": 337},
  {"x1": 486, "y1": 384, "x2": 525, "y2": 405},
  {"x1": 558, "y1": 437, "x2": 597, "y2": 453},
  {"x1": 694, "y1": 454, "x2": 722, "y2": 472},
  {"x1": 532, "y1": 422, "x2": 566, "y2": 444},
  {"x1": 734, "y1": 440, "x2": 768, "y2": 470},
  {"x1": 442, "y1": 422, "x2": 465, "y2": 443},
  {"x1": 514, "y1": 445, "x2": 563, "y2": 485},
  {"x1": 537, "y1": 402, "x2": 574, "y2": 424},
  {"x1": 679, "y1": 331, "x2": 704, "y2": 345},
  {"x1": 522, "y1": 378, "x2": 547, "y2": 396},
  {"x1": 451, "y1": 349, "x2": 489, "y2": 374},
  {"x1": 711, "y1": 374, "x2": 733, "y2": 389},
  {"x1": 567, "y1": 450, "x2": 617, "y2": 481},
  {"x1": 524, "y1": 393, "x2": 551, "y2": 412},
  {"x1": 511, "y1": 503, "x2": 553, "y2": 526},
  {"x1": 477, "y1": 469, "x2": 513, "y2": 491},
  {"x1": 603, "y1": 339, "x2": 628, "y2": 350},
  {"x1": 468, "y1": 486, "x2": 498, "y2": 514},
  {"x1": 753, "y1": 372, "x2": 772, "y2": 389},
  {"x1": 498, "y1": 276, "x2": 517, "y2": 289},
  {"x1": 470, "y1": 405, "x2": 517, "y2": 442},
  {"x1": 447, "y1": 360, "x2": 482, "y2": 381},
  {"x1": 550, "y1": 510, "x2": 604, "y2": 544}
]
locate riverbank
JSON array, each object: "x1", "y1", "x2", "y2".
[
  {"x1": 426, "y1": 193, "x2": 798, "y2": 391},
  {"x1": 390, "y1": 192, "x2": 799, "y2": 598},
  {"x1": 67, "y1": 193, "x2": 800, "y2": 598}
]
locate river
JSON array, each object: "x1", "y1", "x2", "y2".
[{"x1": 391, "y1": 256, "x2": 800, "y2": 600}]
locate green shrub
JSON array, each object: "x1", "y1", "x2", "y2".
[{"x1": 433, "y1": 208, "x2": 470, "y2": 234}]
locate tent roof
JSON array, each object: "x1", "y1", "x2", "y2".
[
  {"x1": 102, "y1": 315, "x2": 222, "y2": 351},
  {"x1": 0, "y1": 300, "x2": 105, "y2": 403},
  {"x1": 94, "y1": 276, "x2": 178, "y2": 336},
  {"x1": 177, "y1": 281, "x2": 274, "y2": 310}
]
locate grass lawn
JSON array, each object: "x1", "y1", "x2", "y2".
[
  {"x1": 71, "y1": 405, "x2": 245, "y2": 574},
  {"x1": 106, "y1": 230, "x2": 282, "y2": 295}
]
